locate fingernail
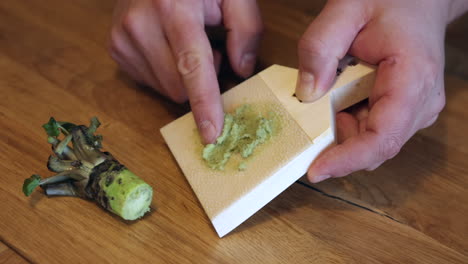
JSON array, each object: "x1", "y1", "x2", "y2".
[
  {"x1": 199, "y1": 120, "x2": 217, "y2": 144},
  {"x1": 240, "y1": 53, "x2": 256, "y2": 77},
  {"x1": 296, "y1": 71, "x2": 318, "y2": 103},
  {"x1": 311, "y1": 175, "x2": 331, "y2": 183}
]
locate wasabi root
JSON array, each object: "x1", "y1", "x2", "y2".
[{"x1": 22, "y1": 117, "x2": 153, "y2": 221}]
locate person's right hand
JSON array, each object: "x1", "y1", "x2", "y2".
[{"x1": 109, "y1": 0, "x2": 263, "y2": 144}]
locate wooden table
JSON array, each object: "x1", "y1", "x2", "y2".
[{"x1": 1, "y1": 0, "x2": 467, "y2": 263}]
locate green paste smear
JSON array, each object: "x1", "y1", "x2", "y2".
[{"x1": 202, "y1": 104, "x2": 277, "y2": 171}]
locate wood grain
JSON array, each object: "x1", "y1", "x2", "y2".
[
  {"x1": 0, "y1": 0, "x2": 467, "y2": 263},
  {"x1": 0, "y1": 242, "x2": 28, "y2": 264}
]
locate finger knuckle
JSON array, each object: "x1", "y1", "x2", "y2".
[
  {"x1": 152, "y1": 0, "x2": 174, "y2": 22},
  {"x1": 176, "y1": 51, "x2": 204, "y2": 77},
  {"x1": 298, "y1": 37, "x2": 326, "y2": 58},
  {"x1": 230, "y1": 18, "x2": 263, "y2": 39},
  {"x1": 122, "y1": 11, "x2": 142, "y2": 38},
  {"x1": 378, "y1": 135, "x2": 403, "y2": 160}
]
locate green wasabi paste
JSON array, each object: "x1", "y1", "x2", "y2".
[{"x1": 202, "y1": 105, "x2": 277, "y2": 171}]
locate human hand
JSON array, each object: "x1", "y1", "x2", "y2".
[
  {"x1": 295, "y1": 0, "x2": 458, "y2": 182},
  {"x1": 109, "y1": 0, "x2": 263, "y2": 143}
]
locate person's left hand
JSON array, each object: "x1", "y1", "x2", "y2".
[{"x1": 295, "y1": 0, "x2": 449, "y2": 183}]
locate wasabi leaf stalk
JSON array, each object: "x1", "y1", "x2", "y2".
[{"x1": 23, "y1": 117, "x2": 153, "y2": 221}]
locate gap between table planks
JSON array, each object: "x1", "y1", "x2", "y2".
[{"x1": 0, "y1": 241, "x2": 29, "y2": 264}]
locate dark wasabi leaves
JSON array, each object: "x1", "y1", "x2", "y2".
[
  {"x1": 42, "y1": 118, "x2": 60, "y2": 137},
  {"x1": 57, "y1": 121, "x2": 77, "y2": 134},
  {"x1": 22, "y1": 174, "x2": 41, "y2": 197},
  {"x1": 42, "y1": 117, "x2": 77, "y2": 137}
]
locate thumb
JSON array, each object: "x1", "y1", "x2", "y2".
[{"x1": 295, "y1": 1, "x2": 367, "y2": 102}]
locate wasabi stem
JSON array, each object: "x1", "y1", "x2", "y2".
[
  {"x1": 22, "y1": 117, "x2": 153, "y2": 221},
  {"x1": 47, "y1": 155, "x2": 81, "y2": 172}
]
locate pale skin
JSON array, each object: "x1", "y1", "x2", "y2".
[{"x1": 110, "y1": 0, "x2": 468, "y2": 183}]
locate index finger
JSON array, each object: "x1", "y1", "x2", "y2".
[{"x1": 163, "y1": 3, "x2": 224, "y2": 144}]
